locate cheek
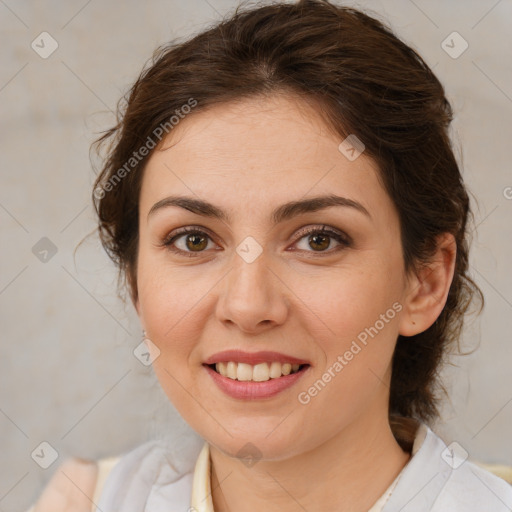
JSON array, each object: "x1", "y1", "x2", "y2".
[
  {"x1": 290, "y1": 261, "x2": 401, "y2": 347},
  {"x1": 291, "y1": 261, "x2": 402, "y2": 413},
  {"x1": 137, "y1": 251, "x2": 212, "y2": 341}
]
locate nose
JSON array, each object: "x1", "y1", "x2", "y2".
[{"x1": 215, "y1": 250, "x2": 289, "y2": 334}]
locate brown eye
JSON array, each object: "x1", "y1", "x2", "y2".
[
  {"x1": 162, "y1": 227, "x2": 216, "y2": 257},
  {"x1": 184, "y1": 232, "x2": 208, "y2": 251},
  {"x1": 308, "y1": 232, "x2": 330, "y2": 251},
  {"x1": 293, "y1": 225, "x2": 351, "y2": 254}
]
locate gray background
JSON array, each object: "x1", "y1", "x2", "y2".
[{"x1": 1, "y1": 0, "x2": 511, "y2": 510}]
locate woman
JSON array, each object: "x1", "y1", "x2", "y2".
[{"x1": 29, "y1": 0, "x2": 512, "y2": 510}]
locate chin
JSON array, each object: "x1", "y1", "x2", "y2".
[{"x1": 202, "y1": 423, "x2": 308, "y2": 462}]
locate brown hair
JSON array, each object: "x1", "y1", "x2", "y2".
[{"x1": 90, "y1": 0, "x2": 483, "y2": 441}]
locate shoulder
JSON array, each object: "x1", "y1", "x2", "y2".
[
  {"x1": 95, "y1": 439, "x2": 195, "y2": 511},
  {"x1": 26, "y1": 441, "x2": 196, "y2": 512},
  {"x1": 425, "y1": 426, "x2": 512, "y2": 511},
  {"x1": 384, "y1": 423, "x2": 512, "y2": 512},
  {"x1": 437, "y1": 457, "x2": 512, "y2": 511}
]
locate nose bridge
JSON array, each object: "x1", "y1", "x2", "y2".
[{"x1": 216, "y1": 241, "x2": 288, "y2": 332}]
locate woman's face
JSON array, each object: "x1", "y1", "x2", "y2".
[{"x1": 135, "y1": 94, "x2": 413, "y2": 460}]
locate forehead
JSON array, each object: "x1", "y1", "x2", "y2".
[{"x1": 140, "y1": 94, "x2": 391, "y2": 223}]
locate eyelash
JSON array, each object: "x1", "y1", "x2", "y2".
[{"x1": 160, "y1": 225, "x2": 351, "y2": 258}]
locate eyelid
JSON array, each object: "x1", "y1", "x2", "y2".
[
  {"x1": 161, "y1": 225, "x2": 217, "y2": 245},
  {"x1": 292, "y1": 224, "x2": 351, "y2": 245},
  {"x1": 160, "y1": 223, "x2": 351, "y2": 256}
]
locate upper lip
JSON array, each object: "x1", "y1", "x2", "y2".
[{"x1": 203, "y1": 350, "x2": 310, "y2": 366}]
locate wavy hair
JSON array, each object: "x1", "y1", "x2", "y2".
[{"x1": 90, "y1": 0, "x2": 484, "y2": 448}]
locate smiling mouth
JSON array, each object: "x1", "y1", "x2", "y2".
[{"x1": 206, "y1": 362, "x2": 309, "y2": 382}]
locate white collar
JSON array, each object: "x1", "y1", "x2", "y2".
[
  {"x1": 190, "y1": 423, "x2": 429, "y2": 512},
  {"x1": 97, "y1": 422, "x2": 512, "y2": 511}
]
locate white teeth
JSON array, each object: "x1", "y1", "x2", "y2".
[
  {"x1": 217, "y1": 362, "x2": 227, "y2": 377},
  {"x1": 269, "y1": 361, "x2": 282, "y2": 379},
  {"x1": 214, "y1": 361, "x2": 304, "y2": 381},
  {"x1": 226, "y1": 361, "x2": 237, "y2": 379},
  {"x1": 252, "y1": 363, "x2": 270, "y2": 382},
  {"x1": 237, "y1": 363, "x2": 253, "y2": 381}
]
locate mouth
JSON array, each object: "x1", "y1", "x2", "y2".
[
  {"x1": 205, "y1": 361, "x2": 310, "y2": 382},
  {"x1": 203, "y1": 359, "x2": 311, "y2": 400}
]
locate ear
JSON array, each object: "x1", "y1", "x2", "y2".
[{"x1": 398, "y1": 232, "x2": 457, "y2": 337}]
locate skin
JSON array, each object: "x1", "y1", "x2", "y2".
[
  {"x1": 33, "y1": 457, "x2": 98, "y2": 512},
  {"x1": 131, "y1": 93, "x2": 456, "y2": 512}
]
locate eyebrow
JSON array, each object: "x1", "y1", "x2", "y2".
[{"x1": 147, "y1": 194, "x2": 371, "y2": 225}]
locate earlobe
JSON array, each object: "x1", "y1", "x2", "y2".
[{"x1": 398, "y1": 232, "x2": 457, "y2": 337}]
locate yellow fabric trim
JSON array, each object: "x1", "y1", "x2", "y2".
[
  {"x1": 187, "y1": 437, "x2": 512, "y2": 512},
  {"x1": 190, "y1": 442, "x2": 215, "y2": 512},
  {"x1": 25, "y1": 447, "x2": 512, "y2": 512},
  {"x1": 91, "y1": 456, "x2": 121, "y2": 508},
  {"x1": 474, "y1": 462, "x2": 512, "y2": 485}
]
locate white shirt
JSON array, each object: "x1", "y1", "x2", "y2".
[{"x1": 95, "y1": 423, "x2": 512, "y2": 511}]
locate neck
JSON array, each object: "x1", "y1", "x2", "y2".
[{"x1": 209, "y1": 410, "x2": 413, "y2": 512}]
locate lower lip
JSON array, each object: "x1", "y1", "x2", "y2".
[{"x1": 204, "y1": 364, "x2": 309, "y2": 400}]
